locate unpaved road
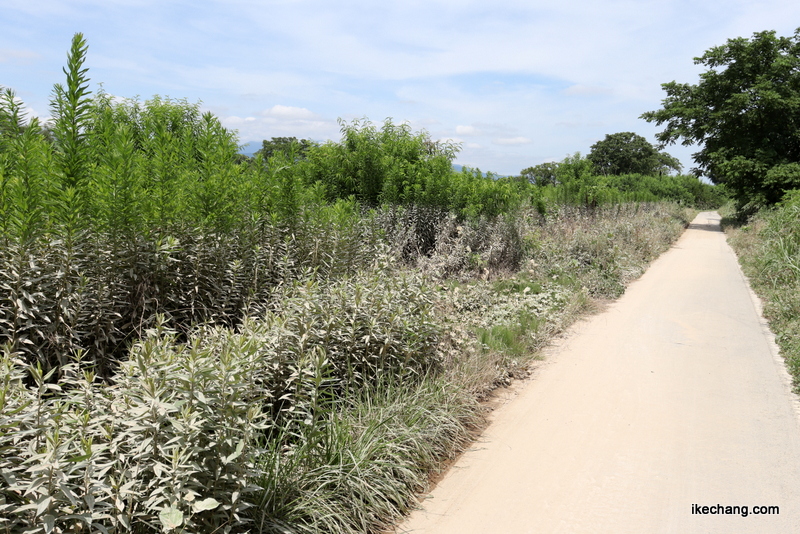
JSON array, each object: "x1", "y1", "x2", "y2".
[{"x1": 400, "y1": 212, "x2": 800, "y2": 533}]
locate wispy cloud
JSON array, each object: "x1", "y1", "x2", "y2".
[
  {"x1": 0, "y1": 48, "x2": 40, "y2": 64},
  {"x1": 563, "y1": 85, "x2": 613, "y2": 97},
  {"x1": 260, "y1": 105, "x2": 318, "y2": 120},
  {"x1": 456, "y1": 125, "x2": 480, "y2": 136},
  {"x1": 493, "y1": 137, "x2": 532, "y2": 146}
]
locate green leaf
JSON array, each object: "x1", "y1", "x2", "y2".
[
  {"x1": 42, "y1": 514, "x2": 55, "y2": 534},
  {"x1": 36, "y1": 496, "x2": 52, "y2": 517},
  {"x1": 158, "y1": 506, "x2": 184, "y2": 530},
  {"x1": 192, "y1": 497, "x2": 220, "y2": 512},
  {"x1": 224, "y1": 439, "x2": 245, "y2": 464}
]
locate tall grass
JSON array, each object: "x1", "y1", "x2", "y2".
[
  {"x1": 727, "y1": 191, "x2": 800, "y2": 390},
  {"x1": 253, "y1": 378, "x2": 480, "y2": 534}
]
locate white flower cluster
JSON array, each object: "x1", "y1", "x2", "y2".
[{"x1": 442, "y1": 282, "x2": 569, "y2": 331}]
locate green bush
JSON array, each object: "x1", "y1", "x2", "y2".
[
  {"x1": 522, "y1": 153, "x2": 728, "y2": 209},
  {"x1": 300, "y1": 118, "x2": 458, "y2": 207}
]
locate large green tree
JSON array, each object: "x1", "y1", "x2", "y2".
[
  {"x1": 641, "y1": 28, "x2": 800, "y2": 209},
  {"x1": 587, "y1": 131, "x2": 681, "y2": 176}
]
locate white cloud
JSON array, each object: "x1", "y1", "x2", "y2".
[
  {"x1": 221, "y1": 116, "x2": 253, "y2": 127},
  {"x1": 261, "y1": 105, "x2": 318, "y2": 120},
  {"x1": 0, "y1": 49, "x2": 40, "y2": 63},
  {"x1": 221, "y1": 111, "x2": 338, "y2": 144},
  {"x1": 455, "y1": 125, "x2": 480, "y2": 136},
  {"x1": 563, "y1": 84, "x2": 612, "y2": 97},
  {"x1": 494, "y1": 137, "x2": 532, "y2": 146}
]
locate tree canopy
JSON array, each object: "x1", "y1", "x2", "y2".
[
  {"x1": 641, "y1": 28, "x2": 800, "y2": 209},
  {"x1": 587, "y1": 132, "x2": 681, "y2": 176},
  {"x1": 255, "y1": 136, "x2": 316, "y2": 161},
  {"x1": 520, "y1": 162, "x2": 559, "y2": 186}
]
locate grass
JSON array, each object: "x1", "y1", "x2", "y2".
[
  {"x1": 252, "y1": 377, "x2": 482, "y2": 534},
  {"x1": 725, "y1": 196, "x2": 800, "y2": 392}
]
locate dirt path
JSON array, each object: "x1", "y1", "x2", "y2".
[{"x1": 400, "y1": 212, "x2": 800, "y2": 533}]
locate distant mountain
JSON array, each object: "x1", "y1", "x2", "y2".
[
  {"x1": 238, "y1": 141, "x2": 260, "y2": 157},
  {"x1": 452, "y1": 164, "x2": 509, "y2": 178}
]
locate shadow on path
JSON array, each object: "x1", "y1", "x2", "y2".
[{"x1": 687, "y1": 222, "x2": 722, "y2": 232}]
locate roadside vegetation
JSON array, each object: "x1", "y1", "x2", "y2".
[
  {"x1": 1, "y1": 33, "x2": 711, "y2": 533},
  {"x1": 725, "y1": 193, "x2": 800, "y2": 392}
]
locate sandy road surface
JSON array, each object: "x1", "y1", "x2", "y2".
[{"x1": 400, "y1": 212, "x2": 800, "y2": 533}]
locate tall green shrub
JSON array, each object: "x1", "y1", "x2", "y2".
[
  {"x1": 50, "y1": 32, "x2": 93, "y2": 231},
  {"x1": 301, "y1": 119, "x2": 460, "y2": 208}
]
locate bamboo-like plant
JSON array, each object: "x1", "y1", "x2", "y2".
[{"x1": 50, "y1": 32, "x2": 92, "y2": 224}]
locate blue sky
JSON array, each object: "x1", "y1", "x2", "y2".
[{"x1": 2, "y1": 0, "x2": 799, "y2": 175}]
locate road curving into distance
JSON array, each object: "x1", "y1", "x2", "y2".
[{"x1": 400, "y1": 212, "x2": 800, "y2": 533}]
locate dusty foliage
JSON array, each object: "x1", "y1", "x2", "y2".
[
  {"x1": 0, "y1": 267, "x2": 446, "y2": 533},
  {"x1": 0, "y1": 332, "x2": 266, "y2": 533},
  {"x1": 522, "y1": 203, "x2": 692, "y2": 297}
]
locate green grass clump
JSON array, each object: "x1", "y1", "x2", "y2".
[
  {"x1": 478, "y1": 310, "x2": 543, "y2": 357},
  {"x1": 254, "y1": 378, "x2": 480, "y2": 534},
  {"x1": 491, "y1": 273, "x2": 542, "y2": 295}
]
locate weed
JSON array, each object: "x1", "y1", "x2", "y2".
[{"x1": 727, "y1": 193, "x2": 800, "y2": 392}]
